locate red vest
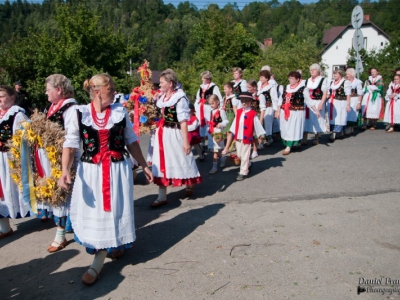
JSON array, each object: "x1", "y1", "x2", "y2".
[
  {"x1": 234, "y1": 108, "x2": 257, "y2": 144},
  {"x1": 187, "y1": 115, "x2": 201, "y2": 145}
]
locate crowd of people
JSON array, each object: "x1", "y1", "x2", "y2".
[{"x1": 0, "y1": 64, "x2": 399, "y2": 286}]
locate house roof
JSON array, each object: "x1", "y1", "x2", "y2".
[{"x1": 321, "y1": 18, "x2": 390, "y2": 54}]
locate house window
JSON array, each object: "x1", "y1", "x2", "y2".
[
  {"x1": 364, "y1": 37, "x2": 367, "y2": 50},
  {"x1": 336, "y1": 46, "x2": 338, "y2": 50},
  {"x1": 381, "y1": 42, "x2": 383, "y2": 46}
]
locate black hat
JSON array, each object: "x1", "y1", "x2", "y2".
[
  {"x1": 14, "y1": 81, "x2": 22, "y2": 86},
  {"x1": 189, "y1": 103, "x2": 195, "y2": 110},
  {"x1": 239, "y1": 91, "x2": 253, "y2": 102}
]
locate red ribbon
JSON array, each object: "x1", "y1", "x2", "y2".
[
  {"x1": 34, "y1": 145, "x2": 45, "y2": 178},
  {"x1": 92, "y1": 130, "x2": 122, "y2": 212},
  {"x1": 305, "y1": 107, "x2": 310, "y2": 119},
  {"x1": 208, "y1": 110, "x2": 220, "y2": 134},
  {"x1": 133, "y1": 94, "x2": 140, "y2": 140},
  {"x1": 157, "y1": 116, "x2": 166, "y2": 176},
  {"x1": 283, "y1": 93, "x2": 292, "y2": 120},
  {"x1": 362, "y1": 94, "x2": 371, "y2": 118},
  {"x1": 329, "y1": 91, "x2": 336, "y2": 120},
  {"x1": 199, "y1": 99, "x2": 207, "y2": 127},
  {"x1": 390, "y1": 98, "x2": 394, "y2": 125},
  {"x1": 0, "y1": 178, "x2": 3, "y2": 199}
]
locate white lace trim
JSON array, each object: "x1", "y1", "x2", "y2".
[
  {"x1": 156, "y1": 89, "x2": 187, "y2": 108},
  {"x1": 0, "y1": 106, "x2": 25, "y2": 124},
  {"x1": 77, "y1": 103, "x2": 126, "y2": 126},
  {"x1": 258, "y1": 84, "x2": 273, "y2": 95},
  {"x1": 369, "y1": 75, "x2": 382, "y2": 82},
  {"x1": 330, "y1": 78, "x2": 345, "y2": 89}
]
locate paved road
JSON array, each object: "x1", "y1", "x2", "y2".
[{"x1": 1, "y1": 125, "x2": 400, "y2": 300}]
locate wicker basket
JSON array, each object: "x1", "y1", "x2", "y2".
[{"x1": 229, "y1": 154, "x2": 241, "y2": 166}]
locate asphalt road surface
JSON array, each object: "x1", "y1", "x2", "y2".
[{"x1": 1, "y1": 124, "x2": 400, "y2": 300}]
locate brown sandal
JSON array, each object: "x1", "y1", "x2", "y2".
[
  {"x1": 185, "y1": 186, "x2": 194, "y2": 197},
  {"x1": 0, "y1": 229, "x2": 13, "y2": 239},
  {"x1": 82, "y1": 267, "x2": 100, "y2": 286},
  {"x1": 47, "y1": 239, "x2": 67, "y2": 253}
]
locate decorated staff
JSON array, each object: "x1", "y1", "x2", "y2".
[
  {"x1": 59, "y1": 73, "x2": 153, "y2": 286},
  {"x1": 0, "y1": 85, "x2": 32, "y2": 239}
]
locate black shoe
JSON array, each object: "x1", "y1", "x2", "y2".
[{"x1": 236, "y1": 174, "x2": 246, "y2": 181}]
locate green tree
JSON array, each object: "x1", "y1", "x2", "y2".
[{"x1": 0, "y1": 3, "x2": 143, "y2": 107}]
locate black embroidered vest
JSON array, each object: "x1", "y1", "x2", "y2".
[
  {"x1": 77, "y1": 110, "x2": 127, "y2": 163},
  {"x1": 198, "y1": 85, "x2": 215, "y2": 101},
  {"x1": 282, "y1": 86, "x2": 306, "y2": 110},
  {"x1": 48, "y1": 102, "x2": 76, "y2": 129},
  {"x1": 305, "y1": 78, "x2": 324, "y2": 100},
  {"x1": 210, "y1": 110, "x2": 223, "y2": 125},
  {"x1": 233, "y1": 81, "x2": 243, "y2": 98},
  {"x1": 0, "y1": 112, "x2": 18, "y2": 152},
  {"x1": 330, "y1": 81, "x2": 346, "y2": 100},
  {"x1": 261, "y1": 90, "x2": 273, "y2": 107}
]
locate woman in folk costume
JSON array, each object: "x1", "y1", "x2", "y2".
[
  {"x1": 232, "y1": 67, "x2": 248, "y2": 98},
  {"x1": 247, "y1": 79, "x2": 263, "y2": 158},
  {"x1": 0, "y1": 86, "x2": 31, "y2": 239},
  {"x1": 361, "y1": 67, "x2": 384, "y2": 130},
  {"x1": 59, "y1": 74, "x2": 153, "y2": 285},
  {"x1": 151, "y1": 69, "x2": 202, "y2": 207},
  {"x1": 258, "y1": 70, "x2": 278, "y2": 146},
  {"x1": 327, "y1": 69, "x2": 350, "y2": 141},
  {"x1": 275, "y1": 71, "x2": 307, "y2": 155},
  {"x1": 207, "y1": 95, "x2": 228, "y2": 174},
  {"x1": 345, "y1": 68, "x2": 363, "y2": 135},
  {"x1": 303, "y1": 64, "x2": 328, "y2": 145},
  {"x1": 384, "y1": 74, "x2": 400, "y2": 133},
  {"x1": 35, "y1": 74, "x2": 78, "y2": 252},
  {"x1": 195, "y1": 71, "x2": 221, "y2": 139},
  {"x1": 384, "y1": 68, "x2": 400, "y2": 131}
]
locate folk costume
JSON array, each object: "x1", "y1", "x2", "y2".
[
  {"x1": 327, "y1": 78, "x2": 348, "y2": 134},
  {"x1": 232, "y1": 79, "x2": 248, "y2": 98},
  {"x1": 303, "y1": 76, "x2": 328, "y2": 134},
  {"x1": 345, "y1": 78, "x2": 363, "y2": 130},
  {"x1": 362, "y1": 75, "x2": 384, "y2": 124},
  {"x1": 208, "y1": 108, "x2": 228, "y2": 151},
  {"x1": 258, "y1": 82, "x2": 278, "y2": 140},
  {"x1": 152, "y1": 89, "x2": 202, "y2": 187},
  {"x1": 222, "y1": 94, "x2": 239, "y2": 134},
  {"x1": 65, "y1": 102, "x2": 137, "y2": 255},
  {"x1": 278, "y1": 83, "x2": 306, "y2": 148},
  {"x1": 0, "y1": 106, "x2": 31, "y2": 235},
  {"x1": 229, "y1": 107, "x2": 265, "y2": 177},
  {"x1": 384, "y1": 82, "x2": 400, "y2": 127},
  {"x1": 187, "y1": 113, "x2": 204, "y2": 160},
  {"x1": 36, "y1": 98, "x2": 77, "y2": 230},
  {"x1": 195, "y1": 83, "x2": 220, "y2": 137}
]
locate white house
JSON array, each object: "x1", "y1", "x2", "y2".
[{"x1": 321, "y1": 15, "x2": 390, "y2": 81}]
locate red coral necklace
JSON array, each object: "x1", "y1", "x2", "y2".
[
  {"x1": 91, "y1": 102, "x2": 111, "y2": 128},
  {"x1": 0, "y1": 108, "x2": 9, "y2": 119}
]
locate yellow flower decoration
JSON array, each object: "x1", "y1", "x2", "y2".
[
  {"x1": 27, "y1": 129, "x2": 36, "y2": 143},
  {"x1": 37, "y1": 136, "x2": 43, "y2": 148},
  {"x1": 11, "y1": 173, "x2": 19, "y2": 183},
  {"x1": 40, "y1": 185, "x2": 52, "y2": 198},
  {"x1": 12, "y1": 134, "x2": 21, "y2": 147},
  {"x1": 51, "y1": 168, "x2": 62, "y2": 179}
]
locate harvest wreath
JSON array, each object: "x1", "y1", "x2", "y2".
[{"x1": 7, "y1": 111, "x2": 74, "y2": 206}]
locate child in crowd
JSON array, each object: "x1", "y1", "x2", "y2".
[
  {"x1": 222, "y1": 92, "x2": 266, "y2": 181},
  {"x1": 247, "y1": 79, "x2": 264, "y2": 158},
  {"x1": 207, "y1": 95, "x2": 228, "y2": 174},
  {"x1": 188, "y1": 103, "x2": 205, "y2": 160}
]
